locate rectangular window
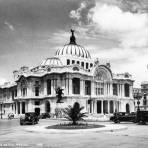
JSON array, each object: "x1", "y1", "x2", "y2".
[
  {"x1": 95, "y1": 82, "x2": 104, "y2": 95},
  {"x1": 35, "y1": 87, "x2": 39, "y2": 96},
  {"x1": 47, "y1": 79, "x2": 51, "y2": 95},
  {"x1": 22, "y1": 102, "x2": 25, "y2": 114},
  {"x1": 35, "y1": 101, "x2": 40, "y2": 105},
  {"x1": 72, "y1": 60, "x2": 75, "y2": 64},
  {"x1": 124, "y1": 84, "x2": 130, "y2": 97},
  {"x1": 85, "y1": 80, "x2": 91, "y2": 95},
  {"x1": 81, "y1": 62, "x2": 84, "y2": 67},
  {"x1": 21, "y1": 88, "x2": 27, "y2": 97},
  {"x1": 72, "y1": 78, "x2": 80, "y2": 94},
  {"x1": 113, "y1": 84, "x2": 118, "y2": 96},
  {"x1": 12, "y1": 91, "x2": 14, "y2": 99},
  {"x1": 86, "y1": 63, "x2": 89, "y2": 69},
  {"x1": 15, "y1": 89, "x2": 17, "y2": 97}
]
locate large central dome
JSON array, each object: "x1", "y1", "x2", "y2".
[{"x1": 56, "y1": 30, "x2": 91, "y2": 59}]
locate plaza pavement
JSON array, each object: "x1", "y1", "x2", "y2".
[{"x1": 0, "y1": 119, "x2": 148, "y2": 148}]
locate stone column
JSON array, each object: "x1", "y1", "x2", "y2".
[
  {"x1": 122, "y1": 84, "x2": 125, "y2": 97},
  {"x1": 44, "y1": 79, "x2": 47, "y2": 96},
  {"x1": 91, "y1": 81, "x2": 95, "y2": 96},
  {"x1": 64, "y1": 78, "x2": 68, "y2": 95},
  {"x1": 51, "y1": 79, "x2": 54, "y2": 95},
  {"x1": 113, "y1": 101, "x2": 116, "y2": 112},
  {"x1": 15, "y1": 102, "x2": 18, "y2": 115},
  {"x1": 104, "y1": 83, "x2": 107, "y2": 95},
  {"x1": 69, "y1": 78, "x2": 72, "y2": 95},
  {"x1": 101, "y1": 100, "x2": 103, "y2": 114},
  {"x1": 130, "y1": 85, "x2": 133, "y2": 98},
  {"x1": 110, "y1": 83, "x2": 113, "y2": 96},
  {"x1": 20, "y1": 102, "x2": 22, "y2": 114},
  {"x1": 28, "y1": 100, "x2": 34, "y2": 112},
  {"x1": 108, "y1": 101, "x2": 110, "y2": 114},
  {"x1": 94, "y1": 100, "x2": 97, "y2": 114},
  {"x1": 80, "y1": 79, "x2": 84, "y2": 96},
  {"x1": 40, "y1": 101, "x2": 45, "y2": 114}
]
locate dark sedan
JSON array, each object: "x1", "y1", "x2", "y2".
[
  {"x1": 110, "y1": 112, "x2": 136, "y2": 123},
  {"x1": 20, "y1": 112, "x2": 39, "y2": 125}
]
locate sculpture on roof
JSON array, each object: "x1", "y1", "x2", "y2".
[{"x1": 70, "y1": 29, "x2": 76, "y2": 44}]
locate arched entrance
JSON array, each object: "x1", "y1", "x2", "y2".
[
  {"x1": 45, "y1": 101, "x2": 51, "y2": 113},
  {"x1": 35, "y1": 108, "x2": 40, "y2": 116},
  {"x1": 126, "y1": 103, "x2": 130, "y2": 113},
  {"x1": 74, "y1": 102, "x2": 80, "y2": 109}
]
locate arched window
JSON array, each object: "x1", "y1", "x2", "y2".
[
  {"x1": 74, "y1": 102, "x2": 80, "y2": 109},
  {"x1": 126, "y1": 103, "x2": 130, "y2": 113},
  {"x1": 125, "y1": 84, "x2": 130, "y2": 97},
  {"x1": 86, "y1": 63, "x2": 89, "y2": 69},
  {"x1": 67, "y1": 59, "x2": 70, "y2": 65},
  {"x1": 72, "y1": 60, "x2": 75, "y2": 64},
  {"x1": 90, "y1": 63, "x2": 93, "y2": 68}
]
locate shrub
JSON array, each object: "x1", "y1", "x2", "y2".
[{"x1": 63, "y1": 104, "x2": 87, "y2": 125}]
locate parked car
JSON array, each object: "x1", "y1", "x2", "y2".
[
  {"x1": 20, "y1": 112, "x2": 39, "y2": 125},
  {"x1": 39, "y1": 113, "x2": 51, "y2": 119},
  {"x1": 110, "y1": 112, "x2": 136, "y2": 123},
  {"x1": 136, "y1": 111, "x2": 148, "y2": 125}
]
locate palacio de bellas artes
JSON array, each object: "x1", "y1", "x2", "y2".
[
  {"x1": 1, "y1": 0, "x2": 148, "y2": 147},
  {"x1": 0, "y1": 29, "x2": 134, "y2": 118}
]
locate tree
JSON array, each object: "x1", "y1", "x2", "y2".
[
  {"x1": 56, "y1": 87, "x2": 64, "y2": 103},
  {"x1": 63, "y1": 103, "x2": 87, "y2": 125}
]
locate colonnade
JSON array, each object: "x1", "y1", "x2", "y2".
[{"x1": 89, "y1": 100, "x2": 120, "y2": 114}]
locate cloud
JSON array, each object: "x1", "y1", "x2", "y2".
[
  {"x1": 92, "y1": 4, "x2": 147, "y2": 32},
  {"x1": 69, "y1": 0, "x2": 95, "y2": 25},
  {"x1": 4, "y1": 21, "x2": 15, "y2": 31},
  {"x1": 0, "y1": 77, "x2": 7, "y2": 85}
]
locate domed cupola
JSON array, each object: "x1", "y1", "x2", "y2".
[
  {"x1": 56, "y1": 30, "x2": 91, "y2": 59},
  {"x1": 40, "y1": 57, "x2": 63, "y2": 67}
]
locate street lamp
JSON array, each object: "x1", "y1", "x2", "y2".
[
  {"x1": 143, "y1": 92, "x2": 147, "y2": 110},
  {"x1": 134, "y1": 90, "x2": 142, "y2": 112},
  {"x1": 0, "y1": 102, "x2": 3, "y2": 119}
]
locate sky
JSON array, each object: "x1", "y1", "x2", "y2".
[{"x1": 0, "y1": 0, "x2": 148, "y2": 87}]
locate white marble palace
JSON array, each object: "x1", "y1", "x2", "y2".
[{"x1": 0, "y1": 30, "x2": 135, "y2": 118}]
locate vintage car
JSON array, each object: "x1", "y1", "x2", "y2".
[
  {"x1": 110, "y1": 112, "x2": 136, "y2": 123},
  {"x1": 20, "y1": 112, "x2": 39, "y2": 125},
  {"x1": 136, "y1": 111, "x2": 148, "y2": 125},
  {"x1": 39, "y1": 113, "x2": 51, "y2": 119}
]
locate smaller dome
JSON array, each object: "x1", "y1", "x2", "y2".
[{"x1": 40, "y1": 57, "x2": 63, "y2": 67}]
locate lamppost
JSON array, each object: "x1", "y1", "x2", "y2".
[
  {"x1": 0, "y1": 102, "x2": 3, "y2": 119},
  {"x1": 143, "y1": 92, "x2": 147, "y2": 110},
  {"x1": 134, "y1": 90, "x2": 142, "y2": 112}
]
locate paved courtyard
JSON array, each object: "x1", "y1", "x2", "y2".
[{"x1": 0, "y1": 119, "x2": 148, "y2": 148}]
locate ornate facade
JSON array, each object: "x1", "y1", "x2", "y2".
[
  {"x1": 0, "y1": 30, "x2": 135, "y2": 118},
  {"x1": 133, "y1": 82, "x2": 148, "y2": 111}
]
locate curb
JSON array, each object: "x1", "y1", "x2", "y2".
[{"x1": 25, "y1": 124, "x2": 127, "y2": 134}]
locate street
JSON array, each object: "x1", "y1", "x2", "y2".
[{"x1": 0, "y1": 119, "x2": 148, "y2": 148}]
